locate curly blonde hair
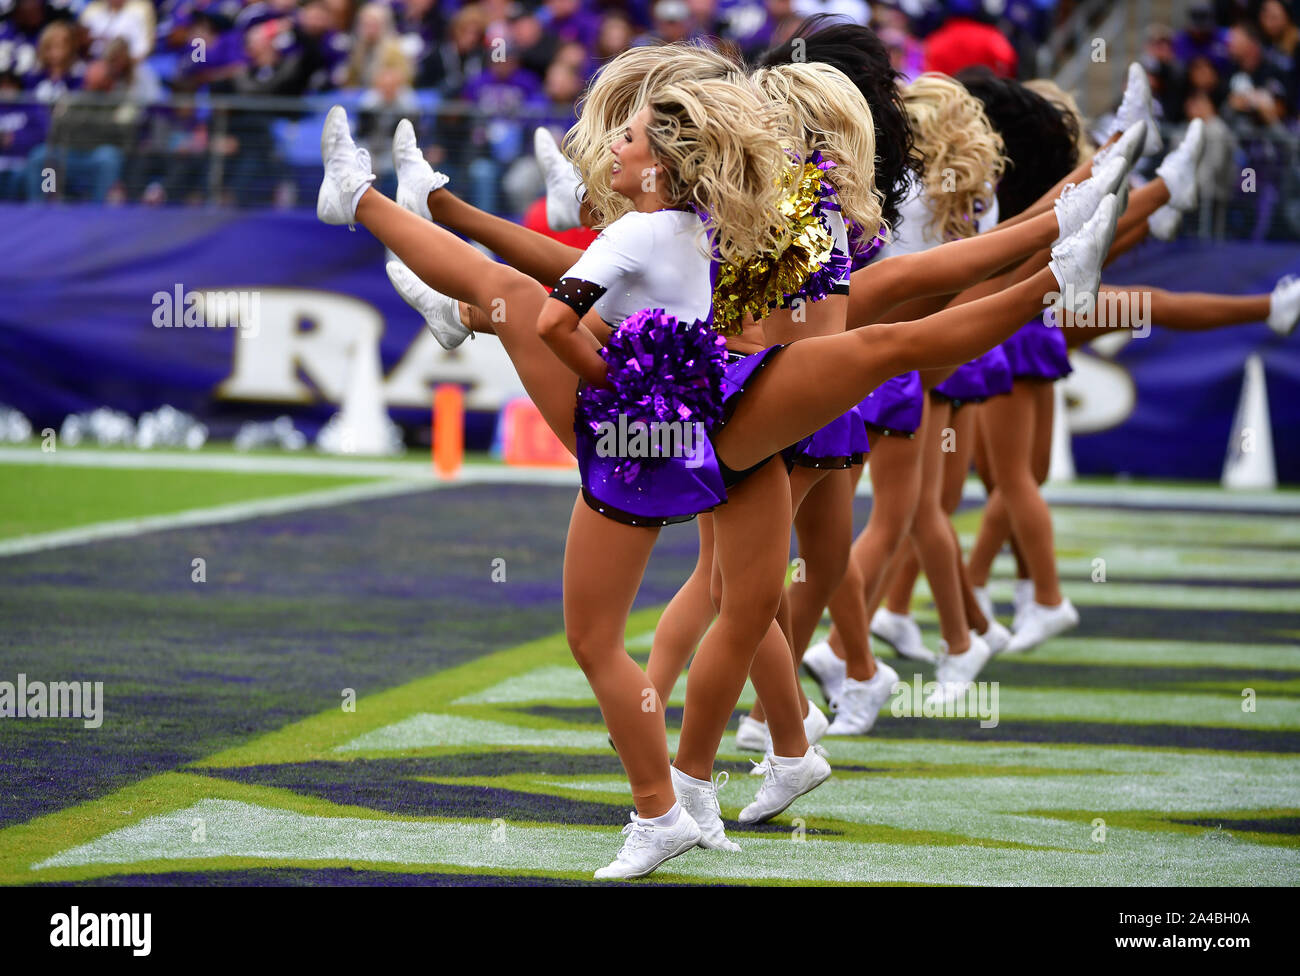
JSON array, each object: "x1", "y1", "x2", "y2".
[
  {"x1": 750, "y1": 61, "x2": 885, "y2": 239},
  {"x1": 564, "y1": 43, "x2": 743, "y2": 228},
  {"x1": 1024, "y1": 78, "x2": 1095, "y2": 164},
  {"x1": 643, "y1": 77, "x2": 791, "y2": 265},
  {"x1": 904, "y1": 72, "x2": 1006, "y2": 242}
]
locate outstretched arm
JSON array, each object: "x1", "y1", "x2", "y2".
[{"x1": 428, "y1": 188, "x2": 587, "y2": 287}]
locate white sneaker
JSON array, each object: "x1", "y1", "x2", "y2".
[
  {"x1": 979, "y1": 618, "x2": 1012, "y2": 655},
  {"x1": 1267, "y1": 275, "x2": 1300, "y2": 337},
  {"x1": 1110, "y1": 62, "x2": 1162, "y2": 156},
  {"x1": 927, "y1": 633, "x2": 994, "y2": 705},
  {"x1": 1053, "y1": 155, "x2": 1126, "y2": 246},
  {"x1": 804, "y1": 701, "x2": 829, "y2": 745},
  {"x1": 534, "y1": 127, "x2": 584, "y2": 231},
  {"x1": 1012, "y1": 579, "x2": 1035, "y2": 631},
  {"x1": 735, "y1": 715, "x2": 769, "y2": 753},
  {"x1": 825, "y1": 660, "x2": 899, "y2": 735},
  {"x1": 1147, "y1": 203, "x2": 1183, "y2": 241},
  {"x1": 317, "y1": 105, "x2": 375, "y2": 228},
  {"x1": 392, "y1": 118, "x2": 447, "y2": 222},
  {"x1": 1091, "y1": 119, "x2": 1144, "y2": 176},
  {"x1": 670, "y1": 766, "x2": 740, "y2": 852},
  {"x1": 385, "y1": 261, "x2": 471, "y2": 350},
  {"x1": 973, "y1": 585, "x2": 994, "y2": 625},
  {"x1": 803, "y1": 639, "x2": 847, "y2": 704},
  {"x1": 1004, "y1": 597, "x2": 1080, "y2": 654},
  {"x1": 870, "y1": 608, "x2": 937, "y2": 664},
  {"x1": 1049, "y1": 194, "x2": 1119, "y2": 316},
  {"x1": 1155, "y1": 118, "x2": 1205, "y2": 213},
  {"x1": 738, "y1": 746, "x2": 832, "y2": 824},
  {"x1": 594, "y1": 808, "x2": 702, "y2": 880}
]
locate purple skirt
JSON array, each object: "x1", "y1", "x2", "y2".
[
  {"x1": 1002, "y1": 313, "x2": 1072, "y2": 381},
  {"x1": 933, "y1": 346, "x2": 1013, "y2": 406},
  {"x1": 857, "y1": 371, "x2": 924, "y2": 436},
  {"x1": 577, "y1": 346, "x2": 787, "y2": 525},
  {"x1": 786, "y1": 405, "x2": 869, "y2": 468}
]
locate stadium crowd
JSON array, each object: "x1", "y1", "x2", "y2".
[{"x1": 0, "y1": 0, "x2": 1298, "y2": 214}]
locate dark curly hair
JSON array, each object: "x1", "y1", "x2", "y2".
[
  {"x1": 955, "y1": 67, "x2": 1080, "y2": 219},
  {"x1": 757, "y1": 14, "x2": 920, "y2": 236}
]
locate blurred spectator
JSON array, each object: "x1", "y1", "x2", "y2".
[
  {"x1": 1187, "y1": 53, "x2": 1229, "y2": 108},
  {"x1": 418, "y1": 3, "x2": 487, "y2": 92},
  {"x1": 1175, "y1": 4, "x2": 1232, "y2": 75},
  {"x1": 102, "y1": 35, "x2": 162, "y2": 100},
  {"x1": 726, "y1": 0, "x2": 799, "y2": 61},
  {"x1": 880, "y1": 24, "x2": 924, "y2": 83},
  {"x1": 345, "y1": 2, "x2": 397, "y2": 88},
  {"x1": 791, "y1": 0, "x2": 868, "y2": 26},
  {"x1": 459, "y1": 38, "x2": 542, "y2": 211},
  {"x1": 924, "y1": 6, "x2": 1017, "y2": 79},
  {"x1": 80, "y1": 0, "x2": 155, "y2": 62},
  {"x1": 25, "y1": 19, "x2": 84, "y2": 101},
  {"x1": 357, "y1": 39, "x2": 419, "y2": 196},
  {"x1": 0, "y1": 0, "x2": 51, "y2": 79},
  {"x1": 648, "y1": 0, "x2": 692, "y2": 44},
  {"x1": 26, "y1": 57, "x2": 138, "y2": 201},
  {"x1": 594, "y1": 10, "x2": 635, "y2": 65},
  {"x1": 1258, "y1": 0, "x2": 1299, "y2": 103},
  {"x1": 0, "y1": 67, "x2": 46, "y2": 199},
  {"x1": 535, "y1": 0, "x2": 601, "y2": 49},
  {"x1": 1144, "y1": 24, "x2": 1187, "y2": 124},
  {"x1": 1224, "y1": 21, "x2": 1292, "y2": 128}
]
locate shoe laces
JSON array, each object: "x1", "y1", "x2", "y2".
[{"x1": 618, "y1": 816, "x2": 655, "y2": 854}]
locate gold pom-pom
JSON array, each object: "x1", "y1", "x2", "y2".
[{"x1": 710, "y1": 160, "x2": 836, "y2": 336}]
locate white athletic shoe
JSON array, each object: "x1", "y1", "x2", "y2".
[
  {"x1": 1155, "y1": 118, "x2": 1205, "y2": 213},
  {"x1": 1147, "y1": 203, "x2": 1183, "y2": 241},
  {"x1": 825, "y1": 660, "x2": 899, "y2": 735},
  {"x1": 738, "y1": 746, "x2": 832, "y2": 824},
  {"x1": 1049, "y1": 193, "x2": 1119, "y2": 316},
  {"x1": 803, "y1": 639, "x2": 847, "y2": 704},
  {"x1": 392, "y1": 118, "x2": 447, "y2": 222},
  {"x1": 1267, "y1": 275, "x2": 1300, "y2": 337},
  {"x1": 973, "y1": 585, "x2": 994, "y2": 625},
  {"x1": 1004, "y1": 597, "x2": 1080, "y2": 654},
  {"x1": 979, "y1": 618, "x2": 1013, "y2": 655},
  {"x1": 927, "y1": 633, "x2": 994, "y2": 705},
  {"x1": 1111, "y1": 62, "x2": 1162, "y2": 156},
  {"x1": 317, "y1": 106, "x2": 375, "y2": 228},
  {"x1": 735, "y1": 715, "x2": 769, "y2": 753},
  {"x1": 1053, "y1": 155, "x2": 1126, "y2": 246},
  {"x1": 870, "y1": 608, "x2": 937, "y2": 664},
  {"x1": 534, "y1": 127, "x2": 584, "y2": 231},
  {"x1": 1012, "y1": 579, "x2": 1035, "y2": 631},
  {"x1": 594, "y1": 808, "x2": 702, "y2": 880},
  {"x1": 670, "y1": 766, "x2": 740, "y2": 852},
  {"x1": 385, "y1": 261, "x2": 471, "y2": 350},
  {"x1": 804, "y1": 701, "x2": 829, "y2": 745}
]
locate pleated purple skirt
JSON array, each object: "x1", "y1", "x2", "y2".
[
  {"x1": 857, "y1": 370, "x2": 924, "y2": 436},
  {"x1": 1002, "y1": 313, "x2": 1072, "y2": 381}
]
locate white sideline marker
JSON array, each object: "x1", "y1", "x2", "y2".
[{"x1": 1222, "y1": 353, "x2": 1277, "y2": 491}]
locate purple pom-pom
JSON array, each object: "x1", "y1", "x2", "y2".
[{"x1": 575, "y1": 309, "x2": 728, "y2": 483}]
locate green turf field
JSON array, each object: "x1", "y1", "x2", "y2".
[{"x1": 1, "y1": 450, "x2": 1298, "y2": 886}]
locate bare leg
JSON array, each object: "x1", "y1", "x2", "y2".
[
  {"x1": 562, "y1": 494, "x2": 674, "y2": 817},
  {"x1": 969, "y1": 381, "x2": 1063, "y2": 605},
  {"x1": 1064, "y1": 287, "x2": 1274, "y2": 349},
  {"x1": 715, "y1": 267, "x2": 1064, "y2": 471},
  {"x1": 353, "y1": 188, "x2": 580, "y2": 451},
  {"x1": 675, "y1": 458, "x2": 806, "y2": 779},
  {"x1": 786, "y1": 467, "x2": 854, "y2": 660},
  {"x1": 427, "y1": 187, "x2": 584, "y2": 287},
  {"x1": 647, "y1": 515, "x2": 716, "y2": 702},
  {"x1": 825, "y1": 429, "x2": 924, "y2": 678},
  {"x1": 907, "y1": 398, "x2": 971, "y2": 651}
]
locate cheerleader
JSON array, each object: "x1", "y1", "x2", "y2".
[
  {"x1": 319, "y1": 58, "x2": 1119, "y2": 882},
  {"x1": 806, "y1": 72, "x2": 1011, "y2": 725}
]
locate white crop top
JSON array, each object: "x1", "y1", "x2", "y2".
[
  {"x1": 556, "y1": 209, "x2": 714, "y2": 326},
  {"x1": 878, "y1": 175, "x2": 1000, "y2": 259}
]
